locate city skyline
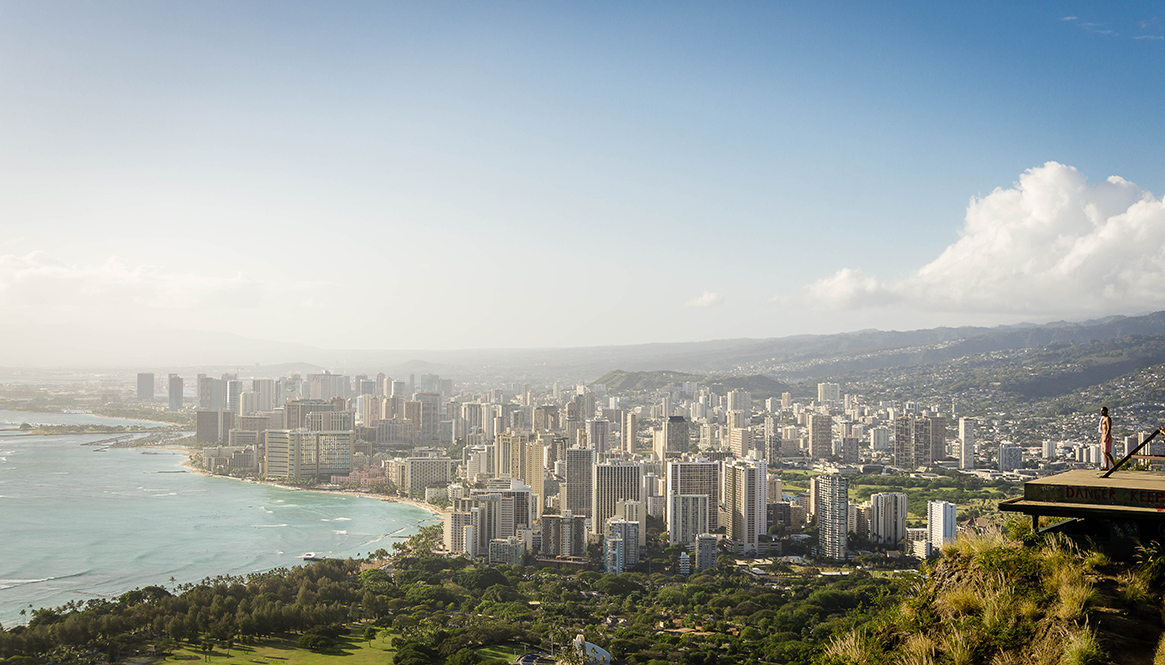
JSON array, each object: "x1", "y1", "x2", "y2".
[{"x1": 4, "y1": 3, "x2": 1165, "y2": 357}]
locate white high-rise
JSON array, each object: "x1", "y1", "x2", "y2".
[
  {"x1": 723, "y1": 458, "x2": 767, "y2": 555},
  {"x1": 927, "y1": 500, "x2": 957, "y2": 550},
  {"x1": 666, "y1": 459, "x2": 721, "y2": 531},
  {"x1": 958, "y1": 417, "x2": 975, "y2": 469},
  {"x1": 818, "y1": 473, "x2": 848, "y2": 561},
  {"x1": 668, "y1": 494, "x2": 710, "y2": 547},
  {"x1": 869, "y1": 492, "x2": 908, "y2": 547},
  {"x1": 592, "y1": 460, "x2": 643, "y2": 537}
]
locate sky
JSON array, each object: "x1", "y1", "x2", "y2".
[{"x1": 3, "y1": 1, "x2": 1165, "y2": 356}]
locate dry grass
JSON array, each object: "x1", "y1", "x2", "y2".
[
  {"x1": 1154, "y1": 630, "x2": 1165, "y2": 665},
  {"x1": 940, "y1": 626, "x2": 975, "y2": 665},
  {"x1": 1054, "y1": 579, "x2": 1097, "y2": 621},
  {"x1": 948, "y1": 531, "x2": 1013, "y2": 563},
  {"x1": 823, "y1": 629, "x2": 866, "y2": 665},
  {"x1": 1060, "y1": 626, "x2": 1103, "y2": 665},
  {"x1": 1120, "y1": 569, "x2": 1151, "y2": 606},
  {"x1": 935, "y1": 585, "x2": 983, "y2": 618},
  {"x1": 898, "y1": 633, "x2": 937, "y2": 665}
]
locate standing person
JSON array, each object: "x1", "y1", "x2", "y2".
[{"x1": 1100, "y1": 406, "x2": 1114, "y2": 471}]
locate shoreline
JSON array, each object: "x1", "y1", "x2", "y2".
[{"x1": 177, "y1": 451, "x2": 445, "y2": 519}]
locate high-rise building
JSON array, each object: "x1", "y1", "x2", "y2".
[
  {"x1": 524, "y1": 436, "x2": 545, "y2": 517},
  {"x1": 604, "y1": 534, "x2": 625, "y2": 575},
  {"x1": 404, "y1": 457, "x2": 454, "y2": 492},
  {"x1": 999, "y1": 443, "x2": 1023, "y2": 472},
  {"x1": 817, "y1": 473, "x2": 848, "y2": 561},
  {"x1": 808, "y1": 414, "x2": 833, "y2": 460},
  {"x1": 488, "y1": 536, "x2": 526, "y2": 566},
  {"x1": 261, "y1": 429, "x2": 351, "y2": 481},
  {"x1": 592, "y1": 461, "x2": 643, "y2": 536},
  {"x1": 198, "y1": 376, "x2": 226, "y2": 410},
  {"x1": 195, "y1": 409, "x2": 234, "y2": 444},
  {"x1": 727, "y1": 427, "x2": 754, "y2": 459},
  {"x1": 661, "y1": 416, "x2": 689, "y2": 458},
  {"x1": 226, "y1": 379, "x2": 243, "y2": 414},
  {"x1": 308, "y1": 372, "x2": 348, "y2": 400},
  {"x1": 695, "y1": 533, "x2": 718, "y2": 572},
  {"x1": 723, "y1": 458, "x2": 767, "y2": 554},
  {"x1": 622, "y1": 411, "x2": 638, "y2": 454},
  {"x1": 586, "y1": 419, "x2": 611, "y2": 454},
  {"x1": 137, "y1": 373, "x2": 155, "y2": 402},
  {"x1": 562, "y1": 447, "x2": 596, "y2": 517},
  {"x1": 869, "y1": 492, "x2": 908, "y2": 547},
  {"x1": 251, "y1": 379, "x2": 277, "y2": 412},
  {"x1": 817, "y1": 382, "x2": 840, "y2": 405},
  {"x1": 726, "y1": 389, "x2": 752, "y2": 413},
  {"x1": 666, "y1": 459, "x2": 721, "y2": 531},
  {"x1": 668, "y1": 494, "x2": 710, "y2": 547},
  {"x1": 927, "y1": 500, "x2": 957, "y2": 550},
  {"x1": 606, "y1": 518, "x2": 640, "y2": 567},
  {"x1": 167, "y1": 374, "x2": 183, "y2": 411},
  {"x1": 894, "y1": 415, "x2": 946, "y2": 469},
  {"x1": 306, "y1": 410, "x2": 354, "y2": 432},
  {"x1": 958, "y1": 417, "x2": 976, "y2": 469},
  {"x1": 540, "y1": 510, "x2": 587, "y2": 557}
]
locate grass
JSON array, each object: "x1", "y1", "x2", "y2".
[
  {"x1": 476, "y1": 643, "x2": 524, "y2": 661},
  {"x1": 168, "y1": 631, "x2": 401, "y2": 665}
]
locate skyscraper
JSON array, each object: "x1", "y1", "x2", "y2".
[
  {"x1": 668, "y1": 494, "x2": 710, "y2": 547},
  {"x1": 137, "y1": 373, "x2": 154, "y2": 402},
  {"x1": 562, "y1": 447, "x2": 596, "y2": 517},
  {"x1": 167, "y1": 374, "x2": 183, "y2": 412},
  {"x1": 869, "y1": 492, "x2": 908, "y2": 546},
  {"x1": 817, "y1": 473, "x2": 848, "y2": 561},
  {"x1": 662, "y1": 416, "x2": 689, "y2": 457},
  {"x1": 586, "y1": 418, "x2": 611, "y2": 454},
  {"x1": 893, "y1": 415, "x2": 945, "y2": 469},
  {"x1": 958, "y1": 417, "x2": 976, "y2": 469},
  {"x1": 927, "y1": 500, "x2": 957, "y2": 550},
  {"x1": 606, "y1": 517, "x2": 640, "y2": 567},
  {"x1": 592, "y1": 460, "x2": 643, "y2": 536},
  {"x1": 808, "y1": 414, "x2": 833, "y2": 460},
  {"x1": 998, "y1": 443, "x2": 1023, "y2": 472},
  {"x1": 817, "y1": 382, "x2": 840, "y2": 405},
  {"x1": 666, "y1": 459, "x2": 721, "y2": 531},
  {"x1": 723, "y1": 458, "x2": 767, "y2": 555},
  {"x1": 621, "y1": 411, "x2": 638, "y2": 454}
]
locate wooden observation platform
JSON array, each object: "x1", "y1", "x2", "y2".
[{"x1": 998, "y1": 427, "x2": 1165, "y2": 554}]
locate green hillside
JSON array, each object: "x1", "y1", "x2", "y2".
[{"x1": 593, "y1": 369, "x2": 791, "y2": 398}]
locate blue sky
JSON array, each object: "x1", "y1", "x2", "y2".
[{"x1": 3, "y1": 2, "x2": 1165, "y2": 355}]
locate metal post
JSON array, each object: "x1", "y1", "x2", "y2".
[{"x1": 1102, "y1": 428, "x2": 1164, "y2": 478}]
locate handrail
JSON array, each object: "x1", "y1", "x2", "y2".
[{"x1": 1102, "y1": 427, "x2": 1165, "y2": 478}]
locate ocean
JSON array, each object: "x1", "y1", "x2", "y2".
[{"x1": 0, "y1": 410, "x2": 431, "y2": 627}]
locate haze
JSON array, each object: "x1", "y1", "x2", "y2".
[{"x1": 3, "y1": 2, "x2": 1165, "y2": 365}]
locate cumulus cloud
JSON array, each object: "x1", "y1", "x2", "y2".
[
  {"x1": 807, "y1": 162, "x2": 1165, "y2": 317},
  {"x1": 686, "y1": 290, "x2": 724, "y2": 308}
]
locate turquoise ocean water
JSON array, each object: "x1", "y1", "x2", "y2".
[{"x1": 0, "y1": 410, "x2": 430, "y2": 627}]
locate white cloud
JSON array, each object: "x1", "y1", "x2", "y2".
[
  {"x1": 686, "y1": 290, "x2": 724, "y2": 308},
  {"x1": 0, "y1": 252, "x2": 265, "y2": 314},
  {"x1": 1062, "y1": 16, "x2": 1078, "y2": 21},
  {"x1": 807, "y1": 162, "x2": 1165, "y2": 318}
]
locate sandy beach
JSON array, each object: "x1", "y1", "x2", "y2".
[{"x1": 178, "y1": 449, "x2": 445, "y2": 519}]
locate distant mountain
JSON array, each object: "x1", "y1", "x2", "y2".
[{"x1": 8, "y1": 310, "x2": 1165, "y2": 383}]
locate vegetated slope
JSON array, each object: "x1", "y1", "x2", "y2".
[
  {"x1": 592, "y1": 369, "x2": 707, "y2": 392},
  {"x1": 820, "y1": 531, "x2": 1165, "y2": 665}
]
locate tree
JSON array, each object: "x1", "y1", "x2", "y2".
[{"x1": 362, "y1": 625, "x2": 378, "y2": 646}]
